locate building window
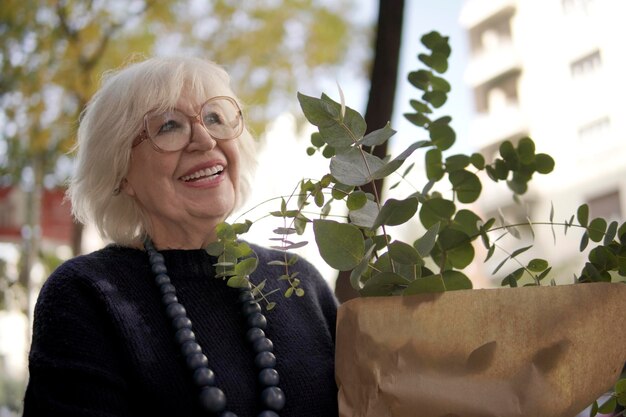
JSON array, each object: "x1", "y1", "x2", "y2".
[
  {"x1": 562, "y1": 0, "x2": 595, "y2": 14},
  {"x1": 578, "y1": 117, "x2": 611, "y2": 145},
  {"x1": 570, "y1": 50, "x2": 602, "y2": 77},
  {"x1": 586, "y1": 190, "x2": 622, "y2": 220}
]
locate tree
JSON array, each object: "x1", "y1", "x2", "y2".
[
  {"x1": 334, "y1": 0, "x2": 405, "y2": 302},
  {"x1": 0, "y1": 0, "x2": 357, "y2": 326}
]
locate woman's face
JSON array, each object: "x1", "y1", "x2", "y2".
[{"x1": 123, "y1": 91, "x2": 241, "y2": 248}]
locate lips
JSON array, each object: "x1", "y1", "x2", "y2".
[{"x1": 179, "y1": 163, "x2": 225, "y2": 182}]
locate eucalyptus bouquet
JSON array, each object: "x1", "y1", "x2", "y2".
[{"x1": 208, "y1": 32, "x2": 626, "y2": 416}]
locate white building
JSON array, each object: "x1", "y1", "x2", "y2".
[{"x1": 459, "y1": 0, "x2": 626, "y2": 285}]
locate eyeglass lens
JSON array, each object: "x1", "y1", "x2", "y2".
[{"x1": 145, "y1": 98, "x2": 241, "y2": 151}]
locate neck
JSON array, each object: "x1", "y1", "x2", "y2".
[{"x1": 145, "y1": 220, "x2": 219, "y2": 250}]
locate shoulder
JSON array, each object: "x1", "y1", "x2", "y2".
[{"x1": 37, "y1": 245, "x2": 145, "y2": 306}]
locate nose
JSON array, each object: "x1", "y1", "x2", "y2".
[{"x1": 186, "y1": 117, "x2": 217, "y2": 152}]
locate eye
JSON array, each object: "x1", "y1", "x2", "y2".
[
  {"x1": 158, "y1": 119, "x2": 183, "y2": 134},
  {"x1": 203, "y1": 111, "x2": 224, "y2": 126}
]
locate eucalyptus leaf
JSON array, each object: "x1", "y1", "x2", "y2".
[
  {"x1": 371, "y1": 140, "x2": 430, "y2": 180},
  {"x1": 588, "y1": 218, "x2": 608, "y2": 242},
  {"x1": 403, "y1": 274, "x2": 445, "y2": 295},
  {"x1": 419, "y1": 198, "x2": 456, "y2": 229},
  {"x1": 360, "y1": 272, "x2": 410, "y2": 297},
  {"x1": 313, "y1": 219, "x2": 365, "y2": 270},
  {"x1": 414, "y1": 222, "x2": 440, "y2": 257},
  {"x1": 330, "y1": 147, "x2": 384, "y2": 186},
  {"x1": 449, "y1": 170, "x2": 482, "y2": 203},
  {"x1": 347, "y1": 190, "x2": 368, "y2": 210},
  {"x1": 372, "y1": 197, "x2": 419, "y2": 230},
  {"x1": 577, "y1": 204, "x2": 589, "y2": 227},
  {"x1": 357, "y1": 122, "x2": 396, "y2": 146},
  {"x1": 350, "y1": 243, "x2": 376, "y2": 290},
  {"x1": 426, "y1": 148, "x2": 444, "y2": 181},
  {"x1": 234, "y1": 257, "x2": 259, "y2": 277},
  {"x1": 388, "y1": 240, "x2": 422, "y2": 265},
  {"x1": 349, "y1": 199, "x2": 379, "y2": 229}
]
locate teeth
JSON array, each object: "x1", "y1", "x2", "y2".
[{"x1": 181, "y1": 165, "x2": 224, "y2": 182}]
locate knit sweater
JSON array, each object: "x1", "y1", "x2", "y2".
[{"x1": 23, "y1": 244, "x2": 339, "y2": 417}]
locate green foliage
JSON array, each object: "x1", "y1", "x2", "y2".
[{"x1": 208, "y1": 30, "x2": 626, "y2": 414}]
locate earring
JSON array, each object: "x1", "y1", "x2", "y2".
[{"x1": 113, "y1": 179, "x2": 127, "y2": 196}]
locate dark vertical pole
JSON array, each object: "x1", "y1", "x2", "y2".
[{"x1": 334, "y1": 0, "x2": 405, "y2": 303}]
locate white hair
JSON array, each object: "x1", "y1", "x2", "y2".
[{"x1": 68, "y1": 56, "x2": 257, "y2": 246}]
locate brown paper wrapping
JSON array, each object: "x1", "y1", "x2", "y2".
[{"x1": 336, "y1": 283, "x2": 626, "y2": 417}]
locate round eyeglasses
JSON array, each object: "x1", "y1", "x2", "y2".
[{"x1": 132, "y1": 96, "x2": 244, "y2": 152}]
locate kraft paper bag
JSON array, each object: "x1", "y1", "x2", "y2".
[{"x1": 335, "y1": 282, "x2": 626, "y2": 417}]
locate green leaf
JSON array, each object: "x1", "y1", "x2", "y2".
[
  {"x1": 470, "y1": 153, "x2": 485, "y2": 169},
  {"x1": 577, "y1": 204, "x2": 589, "y2": 227},
  {"x1": 510, "y1": 245, "x2": 533, "y2": 259},
  {"x1": 408, "y1": 69, "x2": 430, "y2": 91},
  {"x1": 357, "y1": 122, "x2": 396, "y2": 146},
  {"x1": 310, "y1": 132, "x2": 325, "y2": 147},
  {"x1": 597, "y1": 397, "x2": 616, "y2": 414},
  {"x1": 422, "y1": 90, "x2": 447, "y2": 108},
  {"x1": 360, "y1": 272, "x2": 410, "y2": 297},
  {"x1": 437, "y1": 228, "x2": 474, "y2": 269},
  {"x1": 442, "y1": 270, "x2": 473, "y2": 291},
  {"x1": 408, "y1": 99, "x2": 431, "y2": 113},
  {"x1": 502, "y1": 267, "x2": 524, "y2": 287},
  {"x1": 347, "y1": 190, "x2": 367, "y2": 210},
  {"x1": 449, "y1": 170, "x2": 482, "y2": 203},
  {"x1": 616, "y1": 378, "x2": 626, "y2": 406},
  {"x1": 330, "y1": 147, "x2": 384, "y2": 186},
  {"x1": 234, "y1": 257, "x2": 258, "y2": 277},
  {"x1": 331, "y1": 182, "x2": 353, "y2": 199},
  {"x1": 418, "y1": 52, "x2": 448, "y2": 74},
  {"x1": 313, "y1": 219, "x2": 365, "y2": 270},
  {"x1": 588, "y1": 218, "x2": 607, "y2": 242},
  {"x1": 445, "y1": 154, "x2": 470, "y2": 171},
  {"x1": 452, "y1": 209, "x2": 481, "y2": 237},
  {"x1": 348, "y1": 199, "x2": 379, "y2": 229},
  {"x1": 430, "y1": 74, "x2": 451, "y2": 93},
  {"x1": 413, "y1": 222, "x2": 440, "y2": 257},
  {"x1": 388, "y1": 240, "x2": 422, "y2": 265},
  {"x1": 404, "y1": 112, "x2": 430, "y2": 127},
  {"x1": 297, "y1": 92, "x2": 337, "y2": 127},
  {"x1": 426, "y1": 148, "x2": 444, "y2": 181},
  {"x1": 604, "y1": 220, "x2": 618, "y2": 245},
  {"x1": 580, "y1": 231, "x2": 590, "y2": 251},
  {"x1": 527, "y1": 258, "x2": 548, "y2": 272},
  {"x1": 429, "y1": 120, "x2": 455, "y2": 150},
  {"x1": 419, "y1": 198, "x2": 456, "y2": 229},
  {"x1": 403, "y1": 274, "x2": 445, "y2": 295},
  {"x1": 372, "y1": 197, "x2": 419, "y2": 229},
  {"x1": 590, "y1": 401, "x2": 598, "y2": 417},
  {"x1": 371, "y1": 140, "x2": 430, "y2": 180},
  {"x1": 227, "y1": 276, "x2": 249, "y2": 288},
  {"x1": 205, "y1": 241, "x2": 224, "y2": 257},
  {"x1": 535, "y1": 153, "x2": 555, "y2": 174},
  {"x1": 350, "y1": 243, "x2": 376, "y2": 289},
  {"x1": 517, "y1": 137, "x2": 535, "y2": 164}
]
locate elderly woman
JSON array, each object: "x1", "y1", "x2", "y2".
[{"x1": 23, "y1": 57, "x2": 339, "y2": 417}]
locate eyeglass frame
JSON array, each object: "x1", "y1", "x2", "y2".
[{"x1": 131, "y1": 95, "x2": 245, "y2": 153}]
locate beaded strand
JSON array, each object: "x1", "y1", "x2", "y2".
[{"x1": 144, "y1": 237, "x2": 286, "y2": 417}]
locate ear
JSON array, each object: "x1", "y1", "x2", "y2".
[{"x1": 120, "y1": 178, "x2": 135, "y2": 197}]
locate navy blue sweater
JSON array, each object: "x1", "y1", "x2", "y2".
[{"x1": 23, "y1": 244, "x2": 339, "y2": 417}]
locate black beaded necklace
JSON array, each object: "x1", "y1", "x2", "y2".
[{"x1": 144, "y1": 237, "x2": 286, "y2": 417}]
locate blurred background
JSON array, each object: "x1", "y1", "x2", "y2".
[{"x1": 1, "y1": 0, "x2": 624, "y2": 415}]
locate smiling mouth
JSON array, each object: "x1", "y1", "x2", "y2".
[{"x1": 180, "y1": 165, "x2": 225, "y2": 182}]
